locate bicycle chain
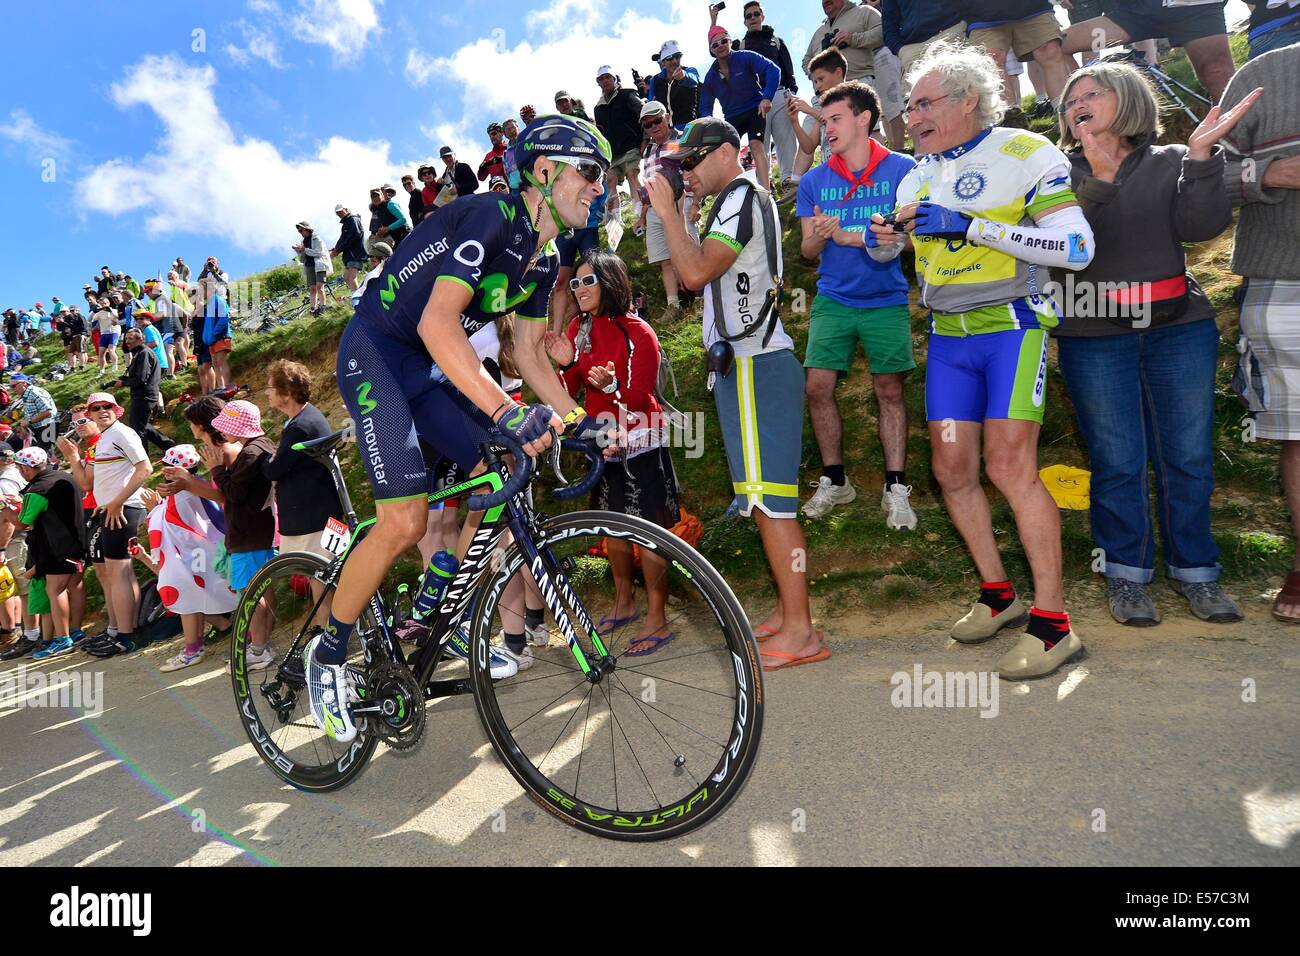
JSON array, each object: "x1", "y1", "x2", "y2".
[{"x1": 364, "y1": 662, "x2": 426, "y2": 755}]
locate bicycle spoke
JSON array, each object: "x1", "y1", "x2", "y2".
[
  {"x1": 539, "y1": 682, "x2": 595, "y2": 775},
  {"x1": 506, "y1": 674, "x2": 591, "y2": 737},
  {"x1": 605, "y1": 675, "x2": 731, "y2": 750},
  {"x1": 611, "y1": 660, "x2": 739, "y2": 702}
]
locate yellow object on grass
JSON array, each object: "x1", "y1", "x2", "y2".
[{"x1": 1039, "y1": 464, "x2": 1090, "y2": 511}]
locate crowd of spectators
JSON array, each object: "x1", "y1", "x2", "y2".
[{"x1": 2, "y1": 2, "x2": 1296, "y2": 680}]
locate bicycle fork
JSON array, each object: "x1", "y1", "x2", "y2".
[{"x1": 505, "y1": 506, "x2": 611, "y2": 679}]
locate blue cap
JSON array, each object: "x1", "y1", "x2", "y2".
[{"x1": 9, "y1": 374, "x2": 32, "y2": 384}]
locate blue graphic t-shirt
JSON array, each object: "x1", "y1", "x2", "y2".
[{"x1": 796, "y1": 148, "x2": 916, "y2": 309}]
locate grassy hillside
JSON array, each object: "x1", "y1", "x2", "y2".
[{"x1": 26, "y1": 35, "x2": 1288, "y2": 615}]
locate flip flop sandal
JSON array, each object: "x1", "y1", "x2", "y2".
[
  {"x1": 752, "y1": 624, "x2": 778, "y2": 642},
  {"x1": 625, "y1": 631, "x2": 677, "y2": 657},
  {"x1": 1273, "y1": 571, "x2": 1300, "y2": 624},
  {"x1": 761, "y1": 645, "x2": 832, "y2": 671},
  {"x1": 597, "y1": 611, "x2": 641, "y2": 636}
]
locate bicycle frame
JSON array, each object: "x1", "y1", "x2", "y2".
[{"x1": 287, "y1": 444, "x2": 614, "y2": 702}]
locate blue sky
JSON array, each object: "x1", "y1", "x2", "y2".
[{"x1": 1, "y1": 0, "x2": 1252, "y2": 312}]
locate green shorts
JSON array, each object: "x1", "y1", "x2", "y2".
[
  {"x1": 28, "y1": 576, "x2": 49, "y2": 616},
  {"x1": 804, "y1": 298, "x2": 916, "y2": 376}
]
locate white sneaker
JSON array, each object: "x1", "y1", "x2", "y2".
[
  {"x1": 246, "y1": 643, "x2": 276, "y2": 671},
  {"x1": 444, "y1": 623, "x2": 519, "y2": 679},
  {"x1": 525, "y1": 623, "x2": 549, "y2": 647},
  {"x1": 303, "y1": 634, "x2": 358, "y2": 743},
  {"x1": 495, "y1": 634, "x2": 534, "y2": 671},
  {"x1": 882, "y1": 483, "x2": 917, "y2": 530},
  {"x1": 802, "y1": 475, "x2": 856, "y2": 519}
]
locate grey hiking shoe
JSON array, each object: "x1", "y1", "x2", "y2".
[
  {"x1": 1106, "y1": 577, "x2": 1160, "y2": 627},
  {"x1": 1171, "y1": 580, "x2": 1243, "y2": 623}
]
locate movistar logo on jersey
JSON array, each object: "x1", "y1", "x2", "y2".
[
  {"x1": 480, "y1": 273, "x2": 537, "y2": 314},
  {"x1": 357, "y1": 381, "x2": 377, "y2": 414},
  {"x1": 379, "y1": 274, "x2": 400, "y2": 311},
  {"x1": 498, "y1": 200, "x2": 517, "y2": 223},
  {"x1": 396, "y1": 237, "x2": 452, "y2": 285}
]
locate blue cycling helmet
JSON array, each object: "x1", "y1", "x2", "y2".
[
  {"x1": 516, "y1": 115, "x2": 612, "y2": 233},
  {"x1": 516, "y1": 114, "x2": 612, "y2": 172}
]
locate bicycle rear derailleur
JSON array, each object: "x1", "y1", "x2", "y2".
[{"x1": 360, "y1": 662, "x2": 426, "y2": 754}]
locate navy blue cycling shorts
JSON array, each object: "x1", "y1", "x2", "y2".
[{"x1": 337, "y1": 316, "x2": 492, "y2": 502}]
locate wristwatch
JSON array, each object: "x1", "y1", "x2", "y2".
[{"x1": 600, "y1": 376, "x2": 618, "y2": 395}]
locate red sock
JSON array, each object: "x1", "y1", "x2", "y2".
[
  {"x1": 978, "y1": 580, "x2": 1016, "y2": 614},
  {"x1": 1027, "y1": 608, "x2": 1070, "y2": 649}
]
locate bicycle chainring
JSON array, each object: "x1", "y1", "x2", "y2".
[{"x1": 365, "y1": 661, "x2": 426, "y2": 754}]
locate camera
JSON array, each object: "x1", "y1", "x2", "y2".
[{"x1": 638, "y1": 155, "x2": 686, "y2": 207}]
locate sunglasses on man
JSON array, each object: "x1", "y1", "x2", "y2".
[
  {"x1": 679, "y1": 145, "x2": 721, "y2": 171},
  {"x1": 642, "y1": 116, "x2": 665, "y2": 129},
  {"x1": 555, "y1": 157, "x2": 606, "y2": 186}
]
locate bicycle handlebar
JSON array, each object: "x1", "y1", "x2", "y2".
[
  {"x1": 467, "y1": 429, "x2": 536, "y2": 511},
  {"x1": 466, "y1": 428, "x2": 607, "y2": 511},
  {"x1": 551, "y1": 438, "x2": 606, "y2": 501}
]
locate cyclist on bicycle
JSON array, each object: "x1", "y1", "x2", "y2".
[{"x1": 305, "y1": 116, "x2": 613, "y2": 742}]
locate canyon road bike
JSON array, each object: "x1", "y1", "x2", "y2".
[{"x1": 230, "y1": 427, "x2": 763, "y2": 841}]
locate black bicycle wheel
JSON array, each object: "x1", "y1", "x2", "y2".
[
  {"x1": 469, "y1": 511, "x2": 762, "y2": 841},
  {"x1": 231, "y1": 552, "x2": 379, "y2": 791}
]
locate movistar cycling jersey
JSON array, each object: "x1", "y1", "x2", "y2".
[
  {"x1": 355, "y1": 192, "x2": 557, "y2": 355},
  {"x1": 896, "y1": 126, "x2": 1078, "y2": 336}
]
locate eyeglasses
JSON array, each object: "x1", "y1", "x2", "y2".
[
  {"x1": 72, "y1": 417, "x2": 91, "y2": 427},
  {"x1": 555, "y1": 157, "x2": 606, "y2": 186},
  {"x1": 87, "y1": 404, "x2": 114, "y2": 413},
  {"x1": 642, "y1": 116, "x2": 665, "y2": 129},
  {"x1": 902, "y1": 94, "x2": 952, "y2": 119},
  {"x1": 679, "y1": 145, "x2": 721, "y2": 171},
  {"x1": 569, "y1": 274, "x2": 600, "y2": 291},
  {"x1": 1060, "y1": 87, "x2": 1110, "y2": 115},
  {"x1": 745, "y1": 11, "x2": 762, "y2": 20},
  {"x1": 710, "y1": 38, "x2": 731, "y2": 51}
]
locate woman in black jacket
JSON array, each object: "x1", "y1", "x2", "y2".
[{"x1": 262, "y1": 360, "x2": 344, "y2": 620}]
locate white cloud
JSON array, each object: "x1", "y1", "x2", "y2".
[
  {"x1": 76, "y1": 56, "x2": 407, "y2": 254},
  {"x1": 405, "y1": 48, "x2": 437, "y2": 86},
  {"x1": 226, "y1": 20, "x2": 286, "y2": 68},
  {"x1": 525, "y1": 0, "x2": 604, "y2": 39},
  {"x1": 427, "y1": 0, "x2": 747, "y2": 130},
  {"x1": 290, "y1": 0, "x2": 383, "y2": 62},
  {"x1": 0, "y1": 109, "x2": 72, "y2": 162}
]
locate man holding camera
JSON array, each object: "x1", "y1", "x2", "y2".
[
  {"x1": 801, "y1": 0, "x2": 883, "y2": 84},
  {"x1": 646, "y1": 117, "x2": 827, "y2": 672},
  {"x1": 637, "y1": 101, "x2": 697, "y2": 322}
]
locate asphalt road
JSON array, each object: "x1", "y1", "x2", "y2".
[{"x1": 1, "y1": 598, "x2": 1297, "y2": 867}]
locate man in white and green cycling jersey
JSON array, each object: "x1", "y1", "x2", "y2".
[{"x1": 871, "y1": 40, "x2": 1095, "y2": 680}]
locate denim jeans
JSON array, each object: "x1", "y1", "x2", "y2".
[
  {"x1": 1250, "y1": 25, "x2": 1300, "y2": 60},
  {"x1": 1056, "y1": 319, "x2": 1222, "y2": 583}
]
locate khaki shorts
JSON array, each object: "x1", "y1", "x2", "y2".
[
  {"x1": 278, "y1": 530, "x2": 337, "y2": 562},
  {"x1": 610, "y1": 148, "x2": 641, "y2": 181},
  {"x1": 900, "y1": 21, "x2": 968, "y2": 92},
  {"x1": 872, "y1": 47, "x2": 906, "y2": 120},
  {"x1": 6, "y1": 535, "x2": 29, "y2": 596},
  {"x1": 968, "y1": 10, "x2": 1064, "y2": 59}
]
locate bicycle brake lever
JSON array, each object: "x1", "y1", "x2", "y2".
[{"x1": 549, "y1": 427, "x2": 568, "y2": 487}]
